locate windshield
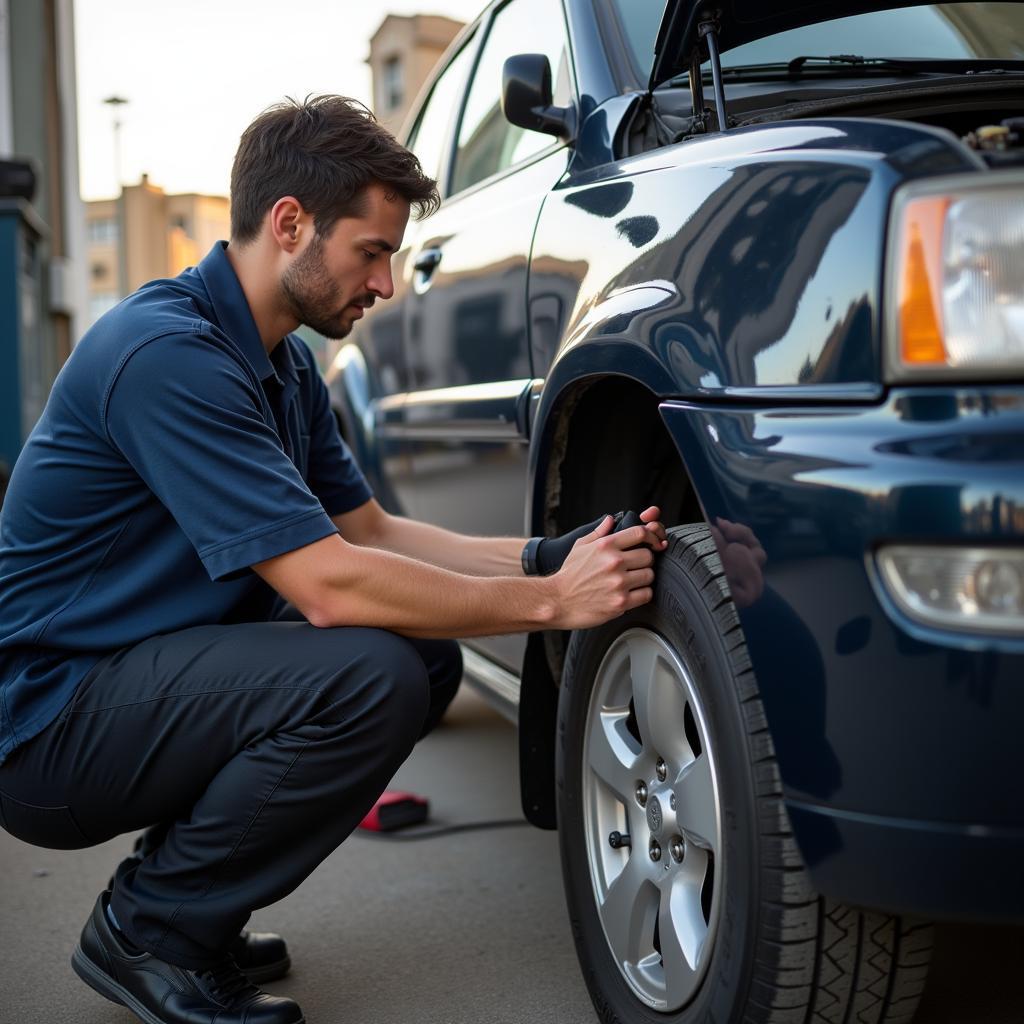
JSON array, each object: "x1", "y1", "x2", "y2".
[{"x1": 609, "y1": 3, "x2": 1024, "y2": 82}]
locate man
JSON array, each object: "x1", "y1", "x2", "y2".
[{"x1": 0, "y1": 96, "x2": 666, "y2": 1024}]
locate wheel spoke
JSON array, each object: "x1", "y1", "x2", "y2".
[
  {"x1": 589, "y1": 710, "x2": 640, "y2": 801},
  {"x1": 658, "y1": 869, "x2": 709, "y2": 1008},
  {"x1": 599, "y1": 854, "x2": 657, "y2": 969},
  {"x1": 628, "y1": 635, "x2": 689, "y2": 762},
  {"x1": 673, "y1": 753, "x2": 718, "y2": 851}
]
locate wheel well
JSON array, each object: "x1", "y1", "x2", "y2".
[
  {"x1": 538, "y1": 375, "x2": 704, "y2": 680},
  {"x1": 520, "y1": 377, "x2": 706, "y2": 828},
  {"x1": 544, "y1": 377, "x2": 703, "y2": 536}
]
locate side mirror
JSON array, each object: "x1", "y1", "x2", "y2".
[{"x1": 502, "y1": 54, "x2": 576, "y2": 143}]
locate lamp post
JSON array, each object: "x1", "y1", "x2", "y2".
[{"x1": 102, "y1": 95, "x2": 129, "y2": 191}]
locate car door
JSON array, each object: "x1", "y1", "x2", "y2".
[{"x1": 382, "y1": 0, "x2": 575, "y2": 671}]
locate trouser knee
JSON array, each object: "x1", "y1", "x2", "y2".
[{"x1": 315, "y1": 629, "x2": 431, "y2": 760}]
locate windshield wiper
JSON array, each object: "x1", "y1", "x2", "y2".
[
  {"x1": 660, "y1": 54, "x2": 1024, "y2": 90},
  {"x1": 721, "y1": 54, "x2": 1024, "y2": 77},
  {"x1": 788, "y1": 54, "x2": 1024, "y2": 74}
]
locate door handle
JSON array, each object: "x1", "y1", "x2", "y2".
[{"x1": 413, "y1": 248, "x2": 442, "y2": 274}]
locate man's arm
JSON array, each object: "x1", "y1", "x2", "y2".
[
  {"x1": 331, "y1": 499, "x2": 667, "y2": 577},
  {"x1": 252, "y1": 515, "x2": 656, "y2": 638}
]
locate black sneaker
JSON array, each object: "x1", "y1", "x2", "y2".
[
  {"x1": 111, "y1": 854, "x2": 291, "y2": 983},
  {"x1": 72, "y1": 891, "x2": 304, "y2": 1024}
]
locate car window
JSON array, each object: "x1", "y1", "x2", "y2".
[
  {"x1": 450, "y1": 0, "x2": 572, "y2": 196},
  {"x1": 405, "y1": 32, "x2": 477, "y2": 188},
  {"x1": 609, "y1": 2, "x2": 1024, "y2": 82}
]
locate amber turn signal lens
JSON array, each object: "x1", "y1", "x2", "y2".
[{"x1": 897, "y1": 196, "x2": 950, "y2": 365}]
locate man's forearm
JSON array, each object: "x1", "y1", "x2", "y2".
[
  {"x1": 308, "y1": 542, "x2": 555, "y2": 638},
  {"x1": 368, "y1": 513, "x2": 528, "y2": 577}
]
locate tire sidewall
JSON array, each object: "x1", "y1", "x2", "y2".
[{"x1": 556, "y1": 530, "x2": 762, "y2": 1024}]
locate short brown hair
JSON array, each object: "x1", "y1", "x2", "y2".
[{"x1": 230, "y1": 95, "x2": 439, "y2": 243}]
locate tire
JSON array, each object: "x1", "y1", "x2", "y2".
[{"x1": 556, "y1": 524, "x2": 933, "y2": 1024}]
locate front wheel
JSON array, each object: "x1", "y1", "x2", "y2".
[{"x1": 556, "y1": 524, "x2": 932, "y2": 1024}]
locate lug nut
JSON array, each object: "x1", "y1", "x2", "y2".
[
  {"x1": 649, "y1": 839, "x2": 662, "y2": 862},
  {"x1": 608, "y1": 831, "x2": 631, "y2": 850},
  {"x1": 670, "y1": 793, "x2": 677, "y2": 811},
  {"x1": 656, "y1": 758, "x2": 667, "y2": 782},
  {"x1": 635, "y1": 781, "x2": 648, "y2": 807},
  {"x1": 670, "y1": 836, "x2": 685, "y2": 863}
]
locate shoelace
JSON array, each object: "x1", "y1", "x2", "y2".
[{"x1": 196, "y1": 957, "x2": 259, "y2": 1004}]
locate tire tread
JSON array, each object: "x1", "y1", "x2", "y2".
[{"x1": 665, "y1": 526, "x2": 934, "y2": 1024}]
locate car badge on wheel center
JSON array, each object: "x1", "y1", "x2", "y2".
[{"x1": 647, "y1": 795, "x2": 663, "y2": 834}]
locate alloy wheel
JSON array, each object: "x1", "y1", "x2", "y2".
[{"x1": 581, "y1": 627, "x2": 722, "y2": 1012}]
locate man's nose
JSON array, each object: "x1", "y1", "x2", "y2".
[{"x1": 368, "y1": 265, "x2": 395, "y2": 301}]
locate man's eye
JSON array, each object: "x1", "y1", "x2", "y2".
[{"x1": 362, "y1": 250, "x2": 375, "y2": 260}]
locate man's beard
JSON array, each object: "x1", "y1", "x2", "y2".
[{"x1": 281, "y1": 234, "x2": 360, "y2": 340}]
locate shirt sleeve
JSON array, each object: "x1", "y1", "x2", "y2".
[
  {"x1": 105, "y1": 331, "x2": 340, "y2": 582},
  {"x1": 297, "y1": 341, "x2": 373, "y2": 517}
]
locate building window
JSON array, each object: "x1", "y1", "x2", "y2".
[
  {"x1": 170, "y1": 214, "x2": 189, "y2": 233},
  {"x1": 88, "y1": 218, "x2": 119, "y2": 244},
  {"x1": 90, "y1": 262, "x2": 108, "y2": 281},
  {"x1": 382, "y1": 55, "x2": 403, "y2": 111}
]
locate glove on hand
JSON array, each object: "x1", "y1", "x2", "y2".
[{"x1": 531, "y1": 510, "x2": 644, "y2": 576}]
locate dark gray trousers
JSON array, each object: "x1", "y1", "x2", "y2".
[{"x1": 0, "y1": 618, "x2": 462, "y2": 969}]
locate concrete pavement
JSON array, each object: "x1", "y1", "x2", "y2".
[{"x1": 0, "y1": 685, "x2": 1020, "y2": 1024}]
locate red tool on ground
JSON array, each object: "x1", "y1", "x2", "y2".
[{"x1": 358, "y1": 790, "x2": 430, "y2": 832}]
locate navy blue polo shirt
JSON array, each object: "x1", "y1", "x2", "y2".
[{"x1": 0, "y1": 241, "x2": 372, "y2": 765}]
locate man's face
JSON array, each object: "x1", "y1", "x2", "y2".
[{"x1": 281, "y1": 182, "x2": 410, "y2": 340}]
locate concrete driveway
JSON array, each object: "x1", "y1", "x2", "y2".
[{"x1": 1, "y1": 685, "x2": 1020, "y2": 1023}]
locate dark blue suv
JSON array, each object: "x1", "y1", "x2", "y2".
[{"x1": 327, "y1": 2, "x2": 1024, "y2": 1021}]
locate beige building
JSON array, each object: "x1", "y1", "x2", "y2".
[
  {"x1": 367, "y1": 14, "x2": 465, "y2": 136},
  {"x1": 86, "y1": 175, "x2": 229, "y2": 324}
]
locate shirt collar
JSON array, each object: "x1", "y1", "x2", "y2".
[
  {"x1": 197, "y1": 241, "x2": 281, "y2": 383},
  {"x1": 270, "y1": 330, "x2": 301, "y2": 387}
]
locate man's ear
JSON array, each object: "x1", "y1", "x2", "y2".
[{"x1": 268, "y1": 196, "x2": 312, "y2": 254}]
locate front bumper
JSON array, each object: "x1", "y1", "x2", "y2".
[{"x1": 660, "y1": 387, "x2": 1024, "y2": 923}]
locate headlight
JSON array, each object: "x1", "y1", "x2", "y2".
[{"x1": 885, "y1": 173, "x2": 1024, "y2": 381}]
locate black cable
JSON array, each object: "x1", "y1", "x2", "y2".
[{"x1": 353, "y1": 818, "x2": 530, "y2": 841}]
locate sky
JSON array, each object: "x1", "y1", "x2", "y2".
[{"x1": 74, "y1": 0, "x2": 486, "y2": 201}]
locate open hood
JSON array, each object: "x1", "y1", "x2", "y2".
[{"x1": 648, "y1": 0, "x2": 1022, "y2": 91}]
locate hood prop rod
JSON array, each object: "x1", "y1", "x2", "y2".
[
  {"x1": 687, "y1": 52, "x2": 706, "y2": 122},
  {"x1": 699, "y1": 18, "x2": 729, "y2": 131}
]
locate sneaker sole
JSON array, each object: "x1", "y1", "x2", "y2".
[{"x1": 71, "y1": 944, "x2": 304, "y2": 1024}]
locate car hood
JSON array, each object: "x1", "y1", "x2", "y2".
[{"x1": 649, "y1": 0, "x2": 1024, "y2": 89}]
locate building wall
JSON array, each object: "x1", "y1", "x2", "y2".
[
  {"x1": 121, "y1": 175, "x2": 168, "y2": 293},
  {"x1": 85, "y1": 179, "x2": 230, "y2": 323},
  {"x1": 368, "y1": 14, "x2": 465, "y2": 137},
  {"x1": 166, "y1": 192, "x2": 229, "y2": 267}
]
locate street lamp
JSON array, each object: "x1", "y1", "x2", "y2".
[{"x1": 102, "y1": 95, "x2": 129, "y2": 191}]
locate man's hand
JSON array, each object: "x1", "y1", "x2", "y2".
[
  {"x1": 534, "y1": 505, "x2": 668, "y2": 575},
  {"x1": 638, "y1": 505, "x2": 669, "y2": 549},
  {"x1": 549, "y1": 516, "x2": 658, "y2": 629},
  {"x1": 709, "y1": 516, "x2": 767, "y2": 609}
]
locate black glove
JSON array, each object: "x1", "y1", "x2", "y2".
[{"x1": 524, "y1": 510, "x2": 644, "y2": 576}]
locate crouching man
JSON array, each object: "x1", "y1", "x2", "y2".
[{"x1": 0, "y1": 95, "x2": 666, "y2": 1024}]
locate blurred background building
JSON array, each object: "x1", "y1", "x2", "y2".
[
  {"x1": 85, "y1": 174, "x2": 229, "y2": 322},
  {"x1": 367, "y1": 13, "x2": 463, "y2": 135},
  {"x1": 0, "y1": 0, "x2": 86, "y2": 499}
]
